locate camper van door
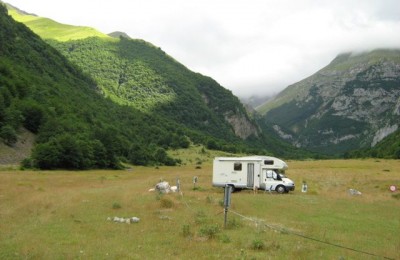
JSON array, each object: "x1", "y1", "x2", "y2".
[{"x1": 263, "y1": 169, "x2": 281, "y2": 191}]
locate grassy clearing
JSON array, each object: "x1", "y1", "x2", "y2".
[{"x1": 0, "y1": 159, "x2": 399, "y2": 259}]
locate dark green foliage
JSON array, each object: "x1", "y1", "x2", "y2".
[
  {"x1": 347, "y1": 129, "x2": 400, "y2": 159},
  {"x1": 47, "y1": 36, "x2": 246, "y2": 141},
  {"x1": 0, "y1": 4, "x2": 193, "y2": 169},
  {"x1": 0, "y1": 3, "x2": 312, "y2": 167},
  {"x1": 0, "y1": 125, "x2": 17, "y2": 146},
  {"x1": 17, "y1": 99, "x2": 45, "y2": 133}
]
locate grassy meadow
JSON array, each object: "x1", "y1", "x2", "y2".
[{"x1": 0, "y1": 159, "x2": 399, "y2": 259}]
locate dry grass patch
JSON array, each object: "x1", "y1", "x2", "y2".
[{"x1": 0, "y1": 160, "x2": 399, "y2": 259}]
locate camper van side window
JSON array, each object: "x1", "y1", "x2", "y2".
[
  {"x1": 264, "y1": 160, "x2": 274, "y2": 165},
  {"x1": 234, "y1": 163, "x2": 242, "y2": 171}
]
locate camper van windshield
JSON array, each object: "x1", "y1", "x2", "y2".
[{"x1": 276, "y1": 169, "x2": 286, "y2": 176}]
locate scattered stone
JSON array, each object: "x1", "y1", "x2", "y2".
[
  {"x1": 130, "y1": 217, "x2": 140, "y2": 223},
  {"x1": 156, "y1": 181, "x2": 171, "y2": 193},
  {"x1": 149, "y1": 181, "x2": 179, "y2": 193},
  {"x1": 348, "y1": 189, "x2": 362, "y2": 195},
  {"x1": 159, "y1": 215, "x2": 172, "y2": 220},
  {"x1": 107, "y1": 216, "x2": 140, "y2": 224}
]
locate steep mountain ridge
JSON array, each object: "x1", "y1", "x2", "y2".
[
  {"x1": 0, "y1": 3, "x2": 215, "y2": 168},
  {"x1": 8, "y1": 5, "x2": 260, "y2": 141},
  {"x1": 258, "y1": 49, "x2": 400, "y2": 155},
  {"x1": 6, "y1": 3, "x2": 109, "y2": 41}
]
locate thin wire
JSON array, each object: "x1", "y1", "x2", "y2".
[{"x1": 229, "y1": 210, "x2": 395, "y2": 260}]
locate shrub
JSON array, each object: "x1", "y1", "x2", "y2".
[
  {"x1": 227, "y1": 217, "x2": 243, "y2": 229},
  {"x1": 219, "y1": 233, "x2": 231, "y2": 243},
  {"x1": 250, "y1": 239, "x2": 265, "y2": 250},
  {"x1": 0, "y1": 125, "x2": 17, "y2": 146},
  {"x1": 20, "y1": 158, "x2": 34, "y2": 169},
  {"x1": 392, "y1": 193, "x2": 400, "y2": 200},
  {"x1": 199, "y1": 224, "x2": 220, "y2": 239},
  {"x1": 112, "y1": 202, "x2": 122, "y2": 209}
]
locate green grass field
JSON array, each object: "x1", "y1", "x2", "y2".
[{"x1": 0, "y1": 159, "x2": 399, "y2": 259}]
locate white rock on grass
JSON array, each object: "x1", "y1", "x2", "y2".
[
  {"x1": 109, "y1": 216, "x2": 140, "y2": 224},
  {"x1": 130, "y1": 217, "x2": 140, "y2": 223}
]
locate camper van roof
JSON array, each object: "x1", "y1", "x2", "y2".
[
  {"x1": 214, "y1": 156, "x2": 288, "y2": 169},
  {"x1": 215, "y1": 156, "x2": 279, "y2": 161}
]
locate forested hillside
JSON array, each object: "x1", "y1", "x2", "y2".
[
  {"x1": 346, "y1": 129, "x2": 400, "y2": 159},
  {"x1": 7, "y1": 4, "x2": 260, "y2": 142},
  {"x1": 48, "y1": 37, "x2": 256, "y2": 140},
  {"x1": 0, "y1": 4, "x2": 207, "y2": 169},
  {"x1": 1, "y1": 2, "x2": 317, "y2": 170}
]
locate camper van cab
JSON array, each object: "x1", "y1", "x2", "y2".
[{"x1": 212, "y1": 156, "x2": 295, "y2": 193}]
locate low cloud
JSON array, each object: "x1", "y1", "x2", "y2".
[{"x1": 7, "y1": 0, "x2": 400, "y2": 97}]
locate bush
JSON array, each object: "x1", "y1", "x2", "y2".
[
  {"x1": 250, "y1": 239, "x2": 265, "y2": 250},
  {"x1": 392, "y1": 193, "x2": 400, "y2": 200},
  {"x1": 20, "y1": 157, "x2": 34, "y2": 169},
  {"x1": 219, "y1": 233, "x2": 231, "y2": 243},
  {"x1": 0, "y1": 125, "x2": 17, "y2": 146},
  {"x1": 199, "y1": 224, "x2": 220, "y2": 239},
  {"x1": 227, "y1": 217, "x2": 243, "y2": 229},
  {"x1": 112, "y1": 202, "x2": 122, "y2": 209}
]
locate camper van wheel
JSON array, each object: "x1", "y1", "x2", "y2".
[
  {"x1": 276, "y1": 185, "x2": 286, "y2": 194},
  {"x1": 228, "y1": 185, "x2": 236, "y2": 193}
]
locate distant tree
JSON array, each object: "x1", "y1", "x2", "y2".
[
  {"x1": 206, "y1": 139, "x2": 219, "y2": 150},
  {"x1": 0, "y1": 125, "x2": 18, "y2": 146},
  {"x1": 32, "y1": 141, "x2": 61, "y2": 169},
  {"x1": 3, "y1": 107, "x2": 23, "y2": 129},
  {"x1": 19, "y1": 100, "x2": 45, "y2": 133}
]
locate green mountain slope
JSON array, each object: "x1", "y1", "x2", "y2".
[
  {"x1": 258, "y1": 49, "x2": 400, "y2": 156},
  {"x1": 347, "y1": 129, "x2": 400, "y2": 159},
  {"x1": 0, "y1": 4, "x2": 200, "y2": 168},
  {"x1": 3, "y1": 3, "x2": 315, "y2": 162},
  {"x1": 8, "y1": 4, "x2": 261, "y2": 142},
  {"x1": 6, "y1": 3, "x2": 108, "y2": 41}
]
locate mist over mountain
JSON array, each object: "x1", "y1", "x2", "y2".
[{"x1": 2, "y1": 3, "x2": 308, "y2": 168}]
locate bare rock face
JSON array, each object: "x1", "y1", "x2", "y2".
[
  {"x1": 371, "y1": 125, "x2": 398, "y2": 147},
  {"x1": 224, "y1": 112, "x2": 259, "y2": 139},
  {"x1": 262, "y1": 49, "x2": 400, "y2": 154}
]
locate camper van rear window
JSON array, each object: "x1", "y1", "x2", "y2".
[
  {"x1": 234, "y1": 162, "x2": 242, "y2": 171},
  {"x1": 264, "y1": 160, "x2": 274, "y2": 165}
]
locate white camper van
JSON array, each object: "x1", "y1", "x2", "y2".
[{"x1": 212, "y1": 156, "x2": 295, "y2": 193}]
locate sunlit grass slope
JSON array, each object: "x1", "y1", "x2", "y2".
[{"x1": 8, "y1": 8, "x2": 110, "y2": 41}]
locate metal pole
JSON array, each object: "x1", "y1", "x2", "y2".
[{"x1": 223, "y1": 185, "x2": 232, "y2": 229}]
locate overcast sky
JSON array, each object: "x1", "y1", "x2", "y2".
[{"x1": 5, "y1": 0, "x2": 400, "y2": 97}]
